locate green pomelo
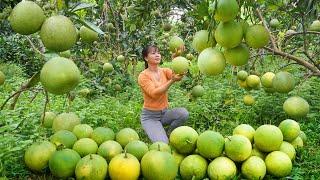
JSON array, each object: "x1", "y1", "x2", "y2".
[
  {"x1": 49, "y1": 149, "x2": 81, "y2": 178},
  {"x1": 233, "y1": 124, "x2": 255, "y2": 143},
  {"x1": 75, "y1": 154, "x2": 108, "y2": 180},
  {"x1": 241, "y1": 156, "x2": 266, "y2": 180},
  {"x1": 116, "y1": 128, "x2": 139, "y2": 148},
  {"x1": 261, "y1": 72, "x2": 275, "y2": 88},
  {"x1": 80, "y1": 26, "x2": 99, "y2": 43},
  {"x1": 197, "y1": 48, "x2": 226, "y2": 76},
  {"x1": 215, "y1": 20, "x2": 243, "y2": 48},
  {"x1": 141, "y1": 150, "x2": 178, "y2": 180},
  {"x1": 72, "y1": 124, "x2": 93, "y2": 139},
  {"x1": 237, "y1": 70, "x2": 248, "y2": 81},
  {"x1": 9, "y1": 1, "x2": 45, "y2": 35},
  {"x1": 283, "y1": 96, "x2": 309, "y2": 118},
  {"x1": 180, "y1": 155, "x2": 208, "y2": 180},
  {"x1": 41, "y1": 111, "x2": 56, "y2": 128},
  {"x1": 279, "y1": 141, "x2": 296, "y2": 160},
  {"x1": 40, "y1": 57, "x2": 80, "y2": 95},
  {"x1": 169, "y1": 126, "x2": 198, "y2": 154},
  {"x1": 52, "y1": 112, "x2": 81, "y2": 132},
  {"x1": 270, "y1": 19, "x2": 280, "y2": 28},
  {"x1": 50, "y1": 130, "x2": 77, "y2": 149},
  {"x1": 207, "y1": 157, "x2": 237, "y2": 180},
  {"x1": 40, "y1": 15, "x2": 77, "y2": 52},
  {"x1": 272, "y1": 71, "x2": 295, "y2": 93},
  {"x1": 149, "y1": 141, "x2": 171, "y2": 153},
  {"x1": 254, "y1": 125, "x2": 283, "y2": 152},
  {"x1": 290, "y1": 136, "x2": 304, "y2": 149},
  {"x1": 251, "y1": 144, "x2": 266, "y2": 160},
  {"x1": 73, "y1": 138, "x2": 98, "y2": 157},
  {"x1": 24, "y1": 141, "x2": 56, "y2": 172},
  {"x1": 197, "y1": 130, "x2": 224, "y2": 159},
  {"x1": 243, "y1": 94, "x2": 255, "y2": 106},
  {"x1": 246, "y1": 75, "x2": 260, "y2": 88},
  {"x1": 172, "y1": 56, "x2": 189, "y2": 74},
  {"x1": 225, "y1": 135, "x2": 252, "y2": 162},
  {"x1": 245, "y1": 25, "x2": 270, "y2": 48},
  {"x1": 191, "y1": 85, "x2": 205, "y2": 98},
  {"x1": 279, "y1": 119, "x2": 300, "y2": 142},
  {"x1": 299, "y1": 131, "x2": 307, "y2": 145},
  {"x1": 192, "y1": 30, "x2": 216, "y2": 53},
  {"x1": 124, "y1": 140, "x2": 148, "y2": 161},
  {"x1": 214, "y1": 0, "x2": 239, "y2": 22},
  {"x1": 265, "y1": 151, "x2": 292, "y2": 178},
  {"x1": 224, "y1": 43, "x2": 249, "y2": 66},
  {"x1": 91, "y1": 127, "x2": 115, "y2": 145},
  {"x1": 97, "y1": 140, "x2": 123, "y2": 162},
  {"x1": 309, "y1": 20, "x2": 320, "y2": 31},
  {"x1": 103, "y1": 63, "x2": 114, "y2": 73},
  {"x1": 169, "y1": 36, "x2": 185, "y2": 52}
]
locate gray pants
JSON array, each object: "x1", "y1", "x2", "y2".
[{"x1": 141, "y1": 107, "x2": 189, "y2": 144}]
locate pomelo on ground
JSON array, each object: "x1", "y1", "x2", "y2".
[
  {"x1": 73, "y1": 138, "x2": 98, "y2": 157},
  {"x1": 109, "y1": 153, "x2": 140, "y2": 180},
  {"x1": 97, "y1": 140, "x2": 123, "y2": 162},
  {"x1": 197, "y1": 130, "x2": 224, "y2": 159},
  {"x1": 243, "y1": 94, "x2": 255, "y2": 106},
  {"x1": 149, "y1": 141, "x2": 171, "y2": 153},
  {"x1": 169, "y1": 126, "x2": 198, "y2": 154},
  {"x1": 116, "y1": 128, "x2": 139, "y2": 148},
  {"x1": 50, "y1": 130, "x2": 77, "y2": 149},
  {"x1": 241, "y1": 156, "x2": 266, "y2": 180},
  {"x1": 75, "y1": 154, "x2": 108, "y2": 180},
  {"x1": 103, "y1": 63, "x2": 114, "y2": 73},
  {"x1": 72, "y1": 124, "x2": 93, "y2": 139},
  {"x1": 91, "y1": 127, "x2": 115, "y2": 145},
  {"x1": 191, "y1": 85, "x2": 205, "y2": 98},
  {"x1": 225, "y1": 135, "x2": 252, "y2": 162},
  {"x1": 290, "y1": 136, "x2": 304, "y2": 149},
  {"x1": 41, "y1": 112, "x2": 56, "y2": 128},
  {"x1": 299, "y1": 131, "x2": 307, "y2": 144},
  {"x1": 179, "y1": 154, "x2": 208, "y2": 180},
  {"x1": 251, "y1": 144, "x2": 266, "y2": 160},
  {"x1": 207, "y1": 157, "x2": 237, "y2": 180},
  {"x1": 279, "y1": 141, "x2": 296, "y2": 160},
  {"x1": 246, "y1": 75, "x2": 260, "y2": 88},
  {"x1": 117, "y1": 55, "x2": 125, "y2": 62},
  {"x1": 265, "y1": 151, "x2": 292, "y2": 177},
  {"x1": 124, "y1": 140, "x2": 148, "y2": 160},
  {"x1": 237, "y1": 70, "x2": 248, "y2": 81},
  {"x1": 52, "y1": 112, "x2": 81, "y2": 132},
  {"x1": 49, "y1": 149, "x2": 81, "y2": 178},
  {"x1": 254, "y1": 125, "x2": 283, "y2": 152},
  {"x1": 233, "y1": 124, "x2": 255, "y2": 142},
  {"x1": 278, "y1": 119, "x2": 300, "y2": 142},
  {"x1": 283, "y1": 96, "x2": 309, "y2": 118}
]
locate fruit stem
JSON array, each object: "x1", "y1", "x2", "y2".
[
  {"x1": 124, "y1": 149, "x2": 128, "y2": 158},
  {"x1": 158, "y1": 144, "x2": 161, "y2": 151}
]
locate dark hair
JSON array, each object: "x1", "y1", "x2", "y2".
[{"x1": 142, "y1": 45, "x2": 159, "y2": 69}]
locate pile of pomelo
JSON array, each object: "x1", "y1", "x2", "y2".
[{"x1": 25, "y1": 112, "x2": 306, "y2": 179}]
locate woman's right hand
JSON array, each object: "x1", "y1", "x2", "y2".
[{"x1": 171, "y1": 73, "x2": 184, "y2": 82}]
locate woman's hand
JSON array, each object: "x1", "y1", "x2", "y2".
[{"x1": 171, "y1": 73, "x2": 184, "y2": 82}]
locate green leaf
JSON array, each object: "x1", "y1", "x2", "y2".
[
  {"x1": 70, "y1": 2, "x2": 96, "y2": 12},
  {"x1": 74, "y1": 17, "x2": 105, "y2": 35}
]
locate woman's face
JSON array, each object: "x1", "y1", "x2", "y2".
[{"x1": 145, "y1": 47, "x2": 161, "y2": 65}]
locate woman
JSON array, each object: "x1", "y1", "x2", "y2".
[{"x1": 138, "y1": 45, "x2": 189, "y2": 144}]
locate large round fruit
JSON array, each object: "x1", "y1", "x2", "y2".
[
  {"x1": 309, "y1": 20, "x2": 320, "y2": 31},
  {"x1": 75, "y1": 154, "x2": 108, "y2": 180},
  {"x1": 192, "y1": 30, "x2": 215, "y2": 52},
  {"x1": 215, "y1": 20, "x2": 243, "y2": 48},
  {"x1": 72, "y1": 124, "x2": 93, "y2": 139},
  {"x1": 91, "y1": 127, "x2": 115, "y2": 145},
  {"x1": 103, "y1": 63, "x2": 113, "y2": 73},
  {"x1": 261, "y1": 72, "x2": 275, "y2": 88},
  {"x1": 180, "y1": 155, "x2": 208, "y2": 180},
  {"x1": 172, "y1": 56, "x2": 189, "y2": 74},
  {"x1": 117, "y1": 55, "x2": 125, "y2": 62},
  {"x1": 291, "y1": 136, "x2": 304, "y2": 149},
  {"x1": 272, "y1": 71, "x2": 295, "y2": 93},
  {"x1": 254, "y1": 125, "x2": 283, "y2": 152},
  {"x1": 149, "y1": 141, "x2": 171, "y2": 153},
  {"x1": 50, "y1": 130, "x2": 77, "y2": 149},
  {"x1": 24, "y1": 141, "x2": 56, "y2": 172},
  {"x1": 279, "y1": 141, "x2": 296, "y2": 160},
  {"x1": 41, "y1": 112, "x2": 56, "y2": 128},
  {"x1": 299, "y1": 131, "x2": 307, "y2": 145},
  {"x1": 141, "y1": 150, "x2": 178, "y2": 180},
  {"x1": 251, "y1": 145, "x2": 266, "y2": 160},
  {"x1": 97, "y1": 140, "x2": 123, "y2": 162},
  {"x1": 279, "y1": 119, "x2": 300, "y2": 142},
  {"x1": 163, "y1": 23, "x2": 172, "y2": 31},
  {"x1": 233, "y1": 124, "x2": 255, "y2": 142},
  {"x1": 52, "y1": 112, "x2": 81, "y2": 132},
  {"x1": 237, "y1": 70, "x2": 248, "y2": 81},
  {"x1": 241, "y1": 156, "x2": 266, "y2": 180},
  {"x1": 9, "y1": 1, "x2": 45, "y2": 35},
  {"x1": 79, "y1": 26, "x2": 98, "y2": 43},
  {"x1": 243, "y1": 94, "x2": 255, "y2": 106},
  {"x1": 169, "y1": 126, "x2": 198, "y2": 154},
  {"x1": 49, "y1": 149, "x2": 81, "y2": 178},
  {"x1": 73, "y1": 138, "x2": 98, "y2": 157},
  {"x1": 224, "y1": 43, "x2": 249, "y2": 66},
  {"x1": 40, "y1": 57, "x2": 80, "y2": 95},
  {"x1": 245, "y1": 25, "x2": 270, "y2": 48},
  {"x1": 265, "y1": 151, "x2": 292, "y2": 177},
  {"x1": 197, "y1": 48, "x2": 226, "y2": 76},
  {"x1": 225, "y1": 135, "x2": 252, "y2": 162},
  {"x1": 270, "y1": 19, "x2": 280, "y2": 28},
  {"x1": 109, "y1": 153, "x2": 140, "y2": 180},
  {"x1": 116, "y1": 128, "x2": 139, "y2": 148},
  {"x1": 246, "y1": 75, "x2": 260, "y2": 88},
  {"x1": 124, "y1": 140, "x2": 148, "y2": 160},
  {"x1": 191, "y1": 85, "x2": 205, "y2": 98},
  {"x1": 40, "y1": 15, "x2": 77, "y2": 52},
  {"x1": 169, "y1": 36, "x2": 184, "y2": 52},
  {"x1": 214, "y1": 0, "x2": 239, "y2": 22},
  {"x1": 207, "y1": 157, "x2": 237, "y2": 179},
  {"x1": 197, "y1": 130, "x2": 224, "y2": 159},
  {"x1": 283, "y1": 96, "x2": 309, "y2": 118}
]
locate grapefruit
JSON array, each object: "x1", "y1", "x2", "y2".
[
  {"x1": 254, "y1": 125, "x2": 283, "y2": 152},
  {"x1": 215, "y1": 20, "x2": 243, "y2": 48},
  {"x1": 197, "y1": 130, "x2": 224, "y2": 159},
  {"x1": 245, "y1": 25, "x2": 270, "y2": 48},
  {"x1": 40, "y1": 15, "x2": 77, "y2": 52},
  {"x1": 192, "y1": 30, "x2": 216, "y2": 53},
  {"x1": 179, "y1": 155, "x2": 208, "y2": 180},
  {"x1": 191, "y1": 85, "x2": 205, "y2": 98},
  {"x1": 225, "y1": 135, "x2": 252, "y2": 162},
  {"x1": 97, "y1": 140, "x2": 123, "y2": 162},
  {"x1": 278, "y1": 119, "x2": 300, "y2": 141},
  {"x1": 72, "y1": 138, "x2": 98, "y2": 157},
  {"x1": 246, "y1": 75, "x2": 260, "y2": 88},
  {"x1": 243, "y1": 94, "x2": 255, "y2": 106},
  {"x1": 279, "y1": 141, "x2": 296, "y2": 160},
  {"x1": 75, "y1": 154, "x2": 108, "y2": 180},
  {"x1": 52, "y1": 112, "x2": 81, "y2": 132},
  {"x1": 49, "y1": 149, "x2": 81, "y2": 178},
  {"x1": 237, "y1": 70, "x2": 248, "y2": 81},
  {"x1": 214, "y1": 0, "x2": 239, "y2": 22},
  {"x1": 261, "y1": 72, "x2": 275, "y2": 88},
  {"x1": 169, "y1": 126, "x2": 198, "y2": 154},
  {"x1": 169, "y1": 36, "x2": 184, "y2": 52},
  {"x1": 41, "y1": 112, "x2": 56, "y2": 128},
  {"x1": 197, "y1": 48, "x2": 226, "y2": 76},
  {"x1": 40, "y1": 57, "x2": 80, "y2": 95},
  {"x1": 80, "y1": 26, "x2": 98, "y2": 43},
  {"x1": 265, "y1": 151, "x2": 292, "y2": 177},
  {"x1": 241, "y1": 156, "x2": 266, "y2": 179},
  {"x1": 108, "y1": 153, "x2": 140, "y2": 180},
  {"x1": 272, "y1": 71, "x2": 295, "y2": 93},
  {"x1": 72, "y1": 124, "x2": 93, "y2": 139},
  {"x1": 124, "y1": 140, "x2": 148, "y2": 160},
  {"x1": 116, "y1": 128, "x2": 139, "y2": 148},
  {"x1": 91, "y1": 127, "x2": 115, "y2": 145},
  {"x1": 171, "y1": 56, "x2": 189, "y2": 74},
  {"x1": 224, "y1": 43, "x2": 249, "y2": 66},
  {"x1": 233, "y1": 124, "x2": 255, "y2": 142},
  {"x1": 103, "y1": 63, "x2": 114, "y2": 73},
  {"x1": 9, "y1": 1, "x2": 45, "y2": 35},
  {"x1": 283, "y1": 96, "x2": 309, "y2": 118},
  {"x1": 50, "y1": 130, "x2": 77, "y2": 149},
  {"x1": 207, "y1": 157, "x2": 237, "y2": 180}
]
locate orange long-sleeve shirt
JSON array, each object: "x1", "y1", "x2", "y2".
[{"x1": 138, "y1": 68, "x2": 173, "y2": 111}]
